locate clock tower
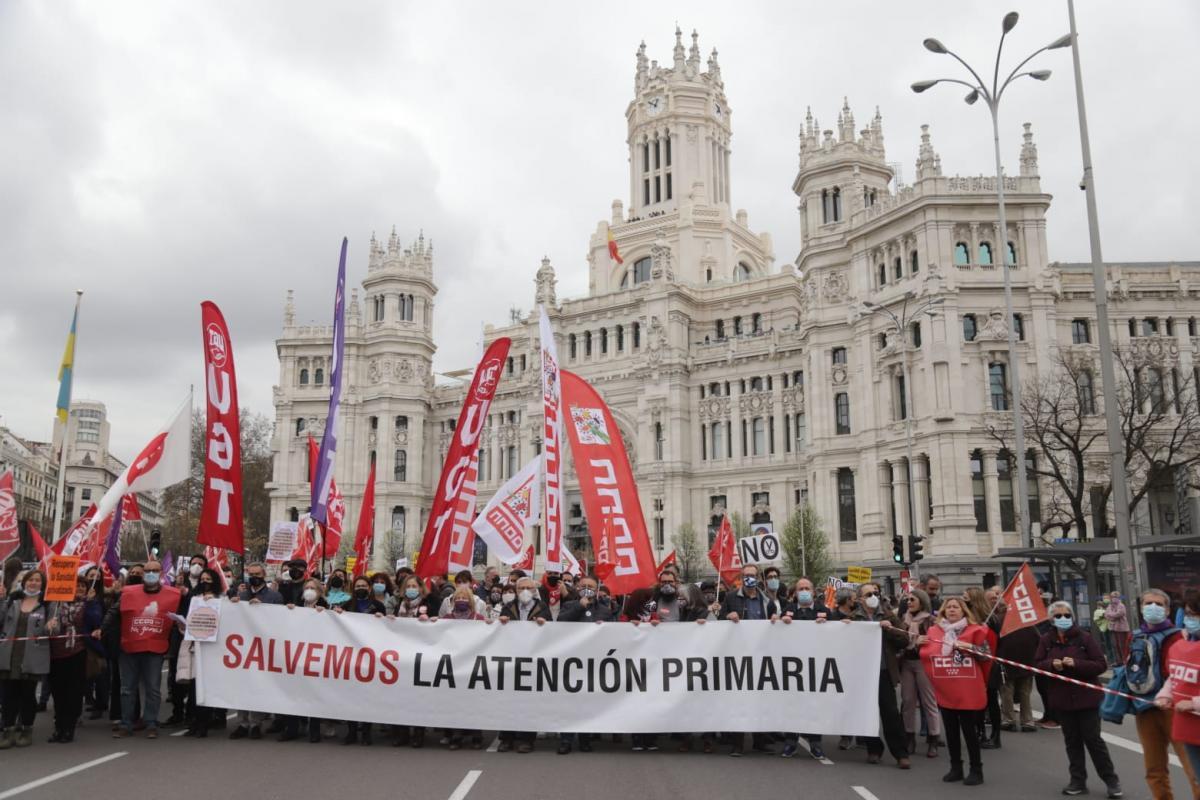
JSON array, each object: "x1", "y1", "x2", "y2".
[{"x1": 627, "y1": 27, "x2": 731, "y2": 217}]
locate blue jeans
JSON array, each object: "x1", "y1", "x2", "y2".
[{"x1": 119, "y1": 651, "x2": 164, "y2": 730}]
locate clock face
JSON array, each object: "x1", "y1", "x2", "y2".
[{"x1": 647, "y1": 95, "x2": 665, "y2": 116}]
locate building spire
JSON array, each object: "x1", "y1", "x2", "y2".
[
  {"x1": 688, "y1": 29, "x2": 701, "y2": 71},
  {"x1": 707, "y1": 47, "x2": 722, "y2": 83},
  {"x1": 673, "y1": 25, "x2": 686, "y2": 71},
  {"x1": 636, "y1": 40, "x2": 648, "y2": 90},
  {"x1": 915, "y1": 124, "x2": 942, "y2": 179},
  {"x1": 1019, "y1": 122, "x2": 1039, "y2": 177},
  {"x1": 838, "y1": 97, "x2": 855, "y2": 143}
]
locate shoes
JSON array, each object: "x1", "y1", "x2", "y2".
[
  {"x1": 1000, "y1": 722, "x2": 1017, "y2": 732},
  {"x1": 1038, "y1": 720, "x2": 1061, "y2": 729},
  {"x1": 1021, "y1": 723, "x2": 1038, "y2": 732},
  {"x1": 195, "y1": 727, "x2": 208, "y2": 738},
  {"x1": 980, "y1": 735, "x2": 1001, "y2": 750},
  {"x1": 448, "y1": 741, "x2": 462, "y2": 751},
  {"x1": 145, "y1": 729, "x2": 158, "y2": 739},
  {"x1": 866, "y1": 753, "x2": 881, "y2": 765},
  {"x1": 964, "y1": 769, "x2": 984, "y2": 786},
  {"x1": 810, "y1": 744, "x2": 826, "y2": 760},
  {"x1": 15, "y1": 728, "x2": 32, "y2": 747},
  {"x1": 943, "y1": 767, "x2": 964, "y2": 782},
  {"x1": 471, "y1": 737, "x2": 483, "y2": 750},
  {"x1": 248, "y1": 725, "x2": 262, "y2": 740},
  {"x1": 163, "y1": 713, "x2": 184, "y2": 727},
  {"x1": 646, "y1": 743, "x2": 659, "y2": 751},
  {"x1": 112, "y1": 727, "x2": 131, "y2": 738},
  {"x1": 266, "y1": 719, "x2": 285, "y2": 734},
  {"x1": 230, "y1": 725, "x2": 249, "y2": 740},
  {"x1": 342, "y1": 732, "x2": 358, "y2": 746},
  {"x1": 497, "y1": 741, "x2": 512, "y2": 752},
  {"x1": 557, "y1": 742, "x2": 571, "y2": 755},
  {"x1": 906, "y1": 733, "x2": 917, "y2": 754},
  {"x1": 48, "y1": 730, "x2": 68, "y2": 743},
  {"x1": 702, "y1": 740, "x2": 714, "y2": 754},
  {"x1": 517, "y1": 743, "x2": 533, "y2": 754},
  {"x1": 897, "y1": 757, "x2": 912, "y2": 770},
  {"x1": 393, "y1": 729, "x2": 410, "y2": 747},
  {"x1": 729, "y1": 748, "x2": 743, "y2": 758},
  {"x1": 412, "y1": 730, "x2": 425, "y2": 748},
  {"x1": 1062, "y1": 784, "x2": 1088, "y2": 796},
  {"x1": 838, "y1": 735, "x2": 852, "y2": 750},
  {"x1": 631, "y1": 744, "x2": 644, "y2": 752},
  {"x1": 0, "y1": 728, "x2": 14, "y2": 750},
  {"x1": 361, "y1": 731, "x2": 372, "y2": 746},
  {"x1": 1105, "y1": 782, "x2": 1123, "y2": 798},
  {"x1": 781, "y1": 742, "x2": 798, "y2": 758}
]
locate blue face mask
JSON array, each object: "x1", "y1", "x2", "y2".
[
  {"x1": 1142, "y1": 604, "x2": 1167, "y2": 625},
  {"x1": 742, "y1": 576, "x2": 757, "y2": 590},
  {"x1": 766, "y1": 578, "x2": 781, "y2": 592},
  {"x1": 143, "y1": 572, "x2": 160, "y2": 586},
  {"x1": 1184, "y1": 616, "x2": 1200, "y2": 636},
  {"x1": 404, "y1": 588, "x2": 421, "y2": 600},
  {"x1": 1053, "y1": 616, "x2": 1074, "y2": 631},
  {"x1": 372, "y1": 583, "x2": 387, "y2": 595},
  {"x1": 797, "y1": 590, "x2": 814, "y2": 604}
]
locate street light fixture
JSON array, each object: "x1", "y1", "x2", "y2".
[
  {"x1": 861, "y1": 293, "x2": 944, "y2": 578},
  {"x1": 911, "y1": 11, "x2": 1069, "y2": 550}
]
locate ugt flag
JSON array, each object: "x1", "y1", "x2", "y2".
[{"x1": 198, "y1": 301, "x2": 244, "y2": 551}]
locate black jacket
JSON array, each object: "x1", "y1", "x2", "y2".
[
  {"x1": 558, "y1": 599, "x2": 610, "y2": 623},
  {"x1": 783, "y1": 601, "x2": 830, "y2": 621},
  {"x1": 339, "y1": 597, "x2": 388, "y2": 615},
  {"x1": 719, "y1": 589, "x2": 779, "y2": 621}
]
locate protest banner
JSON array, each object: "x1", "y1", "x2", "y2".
[
  {"x1": 197, "y1": 600, "x2": 881, "y2": 735},
  {"x1": 266, "y1": 522, "x2": 298, "y2": 562},
  {"x1": 846, "y1": 566, "x2": 872, "y2": 585},
  {"x1": 45, "y1": 555, "x2": 81, "y2": 601},
  {"x1": 184, "y1": 596, "x2": 222, "y2": 643}
]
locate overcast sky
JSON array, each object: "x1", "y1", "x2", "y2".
[{"x1": 2, "y1": 1, "x2": 1197, "y2": 462}]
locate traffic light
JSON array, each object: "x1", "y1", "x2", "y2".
[
  {"x1": 891, "y1": 535, "x2": 905, "y2": 564},
  {"x1": 149, "y1": 529, "x2": 162, "y2": 558},
  {"x1": 908, "y1": 534, "x2": 925, "y2": 562}
]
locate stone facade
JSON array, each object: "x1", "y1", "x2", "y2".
[
  {"x1": 0, "y1": 427, "x2": 58, "y2": 536},
  {"x1": 270, "y1": 29, "x2": 1200, "y2": 583}
]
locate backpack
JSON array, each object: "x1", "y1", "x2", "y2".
[
  {"x1": 1124, "y1": 627, "x2": 1179, "y2": 704},
  {"x1": 1099, "y1": 667, "x2": 1132, "y2": 724}
]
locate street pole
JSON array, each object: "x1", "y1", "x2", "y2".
[
  {"x1": 900, "y1": 326, "x2": 921, "y2": 581},
  {"x1": 987, "y1": 99, "x2": 1032, "y2": 549},
  {"x1": 1065, "y1": 0, "x2": 1140, "y2": 611}
]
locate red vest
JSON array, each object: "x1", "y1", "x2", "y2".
[
  {"x1": 920, "y1": 623, "x2": 991, "y2": 710},
  {"x1": 119, "y1": 586, "x2": 181, "y2": 655},
  {"x1": 1168, "y1": 638, "x2": 1200, "y2": 745}
]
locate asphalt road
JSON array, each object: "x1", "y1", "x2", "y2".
[{"x1": 1, "y1": 699, "x2": 1195, "y2": 800}]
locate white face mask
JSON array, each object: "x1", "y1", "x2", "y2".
[
  {"x1": 303, "y1": 589, "x2": 318, "y2": 604},
  {"x1": 502, "y1": 592, "x2": 515, "y2": 605},
  {"x1": 864, "y1": 595, "x2": 881, "y2": 609},
  {"x1": 189, "y1": 563, "x2": 203, "y2": 577},
  {"x1": 518, "y1": 589, "x2": 534, "y2": 605}
]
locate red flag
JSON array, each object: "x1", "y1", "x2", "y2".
[
  {"x1": 30, "y1": 524, "x2": 53, "y2": 571},
  {"x1": 352, "y1": 460, "x2": 376, "y2": 578},
  {"x1": 417, "y1": 338, "x2": 511, "y2": 579},
  {"x1": 999, "y1": 562, "x2": 1048, "y2": 637},
  {"x1": 513, "y1": 544, "x2": 535, "y2": 571},
  {"x1": 0, "y1": 472, "x2": 19, "y2": 563},
  {"x1": 707, "y1": 515, "x2": 742, "y2": 584},
  {"x1": 53, "y1": 505, "x2": 97, "y2": 555},
  {"x1": 607, "y1": 229, "x2": 624, "y2": 265},
  {"x1": 205, "y1": 545, "x2": 230, "y2": 593},
  {"x1": 308, "y1": 435, "x2": 319, "y2": 486},
  {"x1": 198, "y1": 301, "x2": 244, "y2": 552},
  {"x1": 323, "y1": 480, "x2": 345, "y2": 558},
  {"x1": 121, "y1": 493, "x2": 142, "y2": 522},
  {"x1": 656, "y1": 550, "x2": 677, "y2": 574},
  {"x1": 560, "y1": 370, "x2": 656, "y2": 595}
]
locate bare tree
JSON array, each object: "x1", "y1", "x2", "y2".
[{"x1": 673, "y1": 522, "x2": 703, "y2": 582}]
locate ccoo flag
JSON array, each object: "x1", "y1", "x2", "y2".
[{"x1": 312, "y1": 238, "x2": 348, "y2": 525}]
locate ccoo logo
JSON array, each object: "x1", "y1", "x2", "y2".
[{"x1": 206, "y1": 323, "x2": 228, "y2": 368}]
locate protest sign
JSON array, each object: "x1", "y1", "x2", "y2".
[
  {"x1": 266, "y1": 522, "x2": 298, "y2": 563},
  {"x1": 846, "y1": 566, "x2": 872, "y2": 585},
  {"x1": 45, "y1": 555, "x2": 81, "y2": 601},
  {"x1": 185, "y1": 596, "x2": 223, "y2": 642}
]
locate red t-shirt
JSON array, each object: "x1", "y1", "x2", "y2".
[
  {"x1": 920, "y1": 623, "x2": 991, "y2": 710},
  {"x1": 119, "y1": 586, "x2": 182, "y2": 655},
  {"x1": 1167, "y1": 638, "x2": 1200, "y2": 745}
]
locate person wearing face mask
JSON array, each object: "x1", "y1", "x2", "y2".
[
  {"x1": 79, "y1": 565, "x2": 110, "y2": 722},
  {"x1": 651, "y1": 570, "x2": 698, "y2": 623},
  {"x1": 0, "y1": 571, "x2": 52, "y2": 748},
  {"x1": 96, "y1": 559, "x2": 181, "y2": 739},
  {"x1": 917, "y1": 596, "x2": 990, "y2": 785},
  {"x1": 996, "y1": 588, "x2": 1040, "y2": 736},
  {"x1": 556, "y1": 576, "x2": 608, "y2": 755},
  {"x1": 894, "y1": 589, "x2": 941, "y2": 759},
  {"x1": 436, "y1": 586, "x2": 488, "y2": 751},
  {"x1": 440, "y1": 570, "x2": 488, "y2": 618},
  {"x1": 497, "y1": 577, "x2": 551, "y2": 753},
  {"x1": 227, "y1": 562, "x2": 284, "y2": 739},
  {"x1": 164, "y1": 555, "x2": 208, "y2": 729},
  {"x1": 718, "y1": 564, "x2": 780, "y2": 757},
  {"x1": 762, "y1": 566, "x2": 788, "y2": 607},
  {"x1": 841, "y1": 582, "x2": 911, "y2": 769},
  {"x1": 1155, "y1": 589, "x2": 1200, "y2": 782},
  {"x1": 44, "y1": 576, "x2": 89, "y2": 743},
  {"x1": 1127, "y1": 588, "x2": 1200, "y2": 800},
  {"x1": 276, "y1": 578, "x2": 328, "y2": 743},
  {"x1": 1106, "y1": 591, "x2": 1131, "y2": 666},
  {"x1": 391, "y1": 575, "x2": 429, "y2": 748},
  {"x1": 539, "y1": 570, "x2": 578, "y2": 620},
  {"x1": 325, "y1": 569, "x2": 351, "y2": 606},
  {"x1": 776, "y1": 577, "x2": 830, "y2": 759},
  {"x1": 475, "y1": 566, "x2": 501, "y2": 603},
  {"x1": 333, "y1": 576, "x2": 387, "y2": 744},
  {"x1": 1033, "y1": 600, "x2": 1123, "y2": 798},
  {"x1": 368, "y1": 572, "x2": 397, "y2": 614},
  {"x1": 177, "y1": 568, "x2": 225, "y2": 739}
]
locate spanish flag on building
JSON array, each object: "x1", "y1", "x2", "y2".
[
  {"x1": 56, "y1": 292, "x2": 82, "y2": 423},
  {"x1": 607, "y1": 228, "x2": 624, "y2": 265}
]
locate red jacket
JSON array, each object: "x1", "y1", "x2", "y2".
[
  {"x1": 920, "y1": 623, "x2": 991, "y2": 710},
  {"x1": 119, "y1": 585, "x2": 182, "y2": 655},
  {"x1": 1164, "y1": 637, "x2": 1200, "y2": 745}
]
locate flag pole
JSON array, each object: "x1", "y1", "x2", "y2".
[{"x1": 51, "y1": 290, "x2": 83, "y2": 543}]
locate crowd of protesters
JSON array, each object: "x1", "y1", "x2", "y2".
[{"x1": 3, "y1": 553, "x2": 1200, "y2": 798}]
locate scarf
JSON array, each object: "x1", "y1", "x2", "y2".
[
  {"x1": 327, "y1": 589, "x2": 350, "y2": 605},
  {"x1": 904, "y1": 610, "x2": 930, "y2": 638},
  {"x1": 939, "y1": 617, "x2": 969, "y2": 655}
]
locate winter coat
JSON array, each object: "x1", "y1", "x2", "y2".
[
  {"x1": 500, "y1": 598, "x2": 553, "y2": 622},
  {"x1": 237, "y1": 584, "x2": 285, "y2": 605},
  {"x1": 784, "y1": 601, "x2": 830, "y2": 622},
  {"x1": 559, "y1": 599, "x2": 614, "y2": 623},
  {"x1": 920, "y1": 622, "x2": 991, "y2": 710},
  {"x1": 339, "y1": 596, "x2": 388, "y2": 615},
  {"x1": 0, "y1": 594, "x2": 53, "y2": 676},
  {"x1": 719, "y1": 589, "x2": 779, "y2": 622},
  {"x1": 1034, "y1": 625, "x2": 1107, "y2": 711},
  {"x1": 851, "y1": 604, "x2": 909, "y2": 685}
]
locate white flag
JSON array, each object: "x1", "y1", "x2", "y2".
[
  {"x1": 88, "y1": 398, "x2": 192, "y2": 532},
  {"x1": 471, "y1": 455, "x2": 542, "y2": 565},
  {"x1": 539, "y1": 306, "x2": 564, "y2": 570}
]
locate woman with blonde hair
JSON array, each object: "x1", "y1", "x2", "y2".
[{"x1": 918, "y1": 596, "x2": 992, "y2": 786}]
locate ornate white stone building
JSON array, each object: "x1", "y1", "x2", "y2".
[{"x1": 270, "y1": 28, "x2": 1200, "y2": 585}]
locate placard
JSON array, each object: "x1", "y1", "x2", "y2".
[
  {"x1": 266, "y1": 522, "x2": 298, "y2": 563},
  {"x1": 846, "y1": 566, "x2": 873, "y2": 585},
  {"x1": 45, "y1": 555, "x2": 81, "y2": 601},
  {"x1": 184, "y1": 596, "x2": 222, "y2": 642},
  {"x1": 736, "y1": 531, "x2": 782, "y2": 566}
]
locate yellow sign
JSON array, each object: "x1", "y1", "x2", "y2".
[
  {"x1": 846, "y1": 566, "x2": 873, "y2": 585},
  {"x1": 345, "y1": 556, "x2": 357, "y2": 575}
]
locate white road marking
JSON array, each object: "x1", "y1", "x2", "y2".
[
  {"x1": 486, "y1": 735, "x2": 500, "y2": 752},
  {"x1": 796, "y1": 737, "x2": 835, "y2": 765},
  {"x1": 227, "y1": 711, "x2": 237, "y2": 719},
  {"x1": 447, "y1": 770, "x2": 482, "y2": 800},
  {"x1": 0, "y1": 752, "x2": 128, "y2": 799},
  {"x1": 170, "y1": 728, "x2": 190, "y2": 737},
  {"x1": 851, "y1": 786, "x2": 881, "y2": 800},
  {"x1": 1032, "y1": 710, "x2": 1182, "y2": 768}
]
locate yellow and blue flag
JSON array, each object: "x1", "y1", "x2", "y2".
[{"x1": 56, "y1": 296, "x2": 80, "y2": 423}]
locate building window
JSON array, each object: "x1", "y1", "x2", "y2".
[
  {"x1": 391, "y1": 506, "x2": 406, "y2": 534},
  {"x1": 80, "y1": 488, "x2": 92, "y2": 501},
  {"x1": 369, "y1": 416, "x2": 378, "y2": 430},
  {"x1": 299, "y1": 369, "x2": 309, "y2": 385},
  {"x1": 837, "y1": 468, "x2": 857, "y2": 542},
  {"x1": 1026, "y1": 451, "x2": 1041, "y2": 526},
  {"x1": 295, "y1": 418, "x2": 306, "y2": 436},
  {"x1": 752, "y1": 417, "x2": 766, "y2": 455},
  {"x1": 963, "y1": 314, "x2": 978, "y2": 342},
  {"x1": 878, "y1": 332, "x2": 888, "y2": 350},
  {"x1": 751, "y1": 313, "x2": 762, "y2": 334},
  {"x1": 506, "y1": 356, "x2": 514, "y2": 375},
  {"x1": 1013, "y1": 313, "x2": 1025, "y2": 341},
  {"x1": 1166, "y1": 318, "x2": 1176, "y2": 337},
  {"x1": 896, "y1": 374, "x2": 908, "y2": 420},
  {"x1": 1006, "y1": 241, "x2": 1017, "y2": 266},
  {"x1": 401, "y1": 294, "x2": 415, "y2": 322},
  {"x1": 821, "y1": 187, "x2": 842, "y2": 223},
  {"x1": 394, "y1": 450, "x2": 407, "y2": 482},
  {"x1": 584, "y1": 331, "x2": 592, "y2": 357},
  {"x1": 1145, "y1": 367, "x2": 1166, "y2": 413},
  {"x1": 616, "y1": 325, "x2": 624, "y2": 351},
  {"x1": 1077, "y1": 371, "x2": 1096, "y2": 415},
  {"x1": 750, "y1": 376, "x2": 764, "y2": 392},
  {"x1": 989, "y1": 363, "x2": 1010, "y2": 411},
  {"x1": 289, "y1": 507, "x2": 299, "y2": 522},
  {"x1": 633, "y1": 257, "x2": 652, "y2": 284},
  {"x1": 878, "y1": 263, "x2": 887, "y2": 286},
  {"x1": 795, "y1": 413, "x2": 806, "y2": 451},
  {"x1": 894, "y1": 256, "x2": 903, "y2": 281},
  {"x1": 832, "y1": 347, "x2": 847, "y2": 365},
  {"x1": 711, "y1": 421, "x2": 726, "y2": 460},
  {"x1": 506, "y1": 446, "x2": 517, "y2": 479},
  {"x1": 733, "y1": 316, "x2": 743, "y2": 336},
  {"x1": 793, "y1": 370, "x2": 804, "y2": 388},
  {"x1": 970, "y1": 450, "x2": 988, "y2": 532},
  {"x1": 314, "y1": 368, "x2": 324, "y2": 385},
  {"x1": 734, "y1": 263, "x2": 751, "y2": 282},
  {"x1": 979, "y1": 242, "x2": 994, "y2": 265},
  {"x1": 1071, "y1": 319, "x2": 1091, "y2": 344},
  {"x1": 954, "y1": 242, "x2": 970, "y2": 265},
  {"x1": 910, "y1": 250, "x2": 919, "y2": 274},
  {"x1": 1128, "y1": 318, "x2": 1138, "y2": 337},
  {"x1": 477, "y1": 449, "x2": 487, "y2": 483},
  {"x1": 395, "y1": 416, "x2": 408, "y2": 431},
  {"x1": 654, "y1": 422, "x2": 664, "y2": 460},
  {"x1": 997, "y1": 451, "x2": 1016, "y2": 531},
  {"x1": 911, "y1": 321, "x2": 922, "y2": 348},
  {"x1": 1190, "y1": 318, "x2": 1198, "y2": 337},
  {"x1": 600, "y1": 328, "x2": 608, "y2": 354},
  {"x1": 835, "y1": 392, "x2": 851, "y2": 434},
  {"x1": 633, "y1": 322, "x2": 641, "y2": 349},
  {"x1": 654, "y1": 517, "x2": 665, "y2": 549},
  {"x1": 1142, "y1": 318, "x2": 1159, "y2": 337},
  {"x1": 569, "y1": 334, "x2": 577, "y2": 359},
  {"x1": 715, "y1": 320, "x2": 725, "y2": 339}
]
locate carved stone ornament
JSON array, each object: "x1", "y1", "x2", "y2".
[
  {"x1": 823, "y1": 270, "x2": 848, "y2": 303},
  {"x1": 394, "y1": 429, "x2": 408, "y2": 446},
  {"x1": 977, "y1": 309, "x2": 1010, "y2": 342},
  {"x1": 368, "y1": 431, "x2": 377, "y2": 446},
  {"x1": 831, "y1": 366, "x2": 849, "y2": 386},
  {"x1": 686, "y1": 124, "x2": 698, "y2": 144},
  {"x1": 1130, "y1": 336, "x2": 1179, "y2": 367},
  {"x1": 650, "y1": 234, "x2": 675, "y2": 281},
  {"x1": 368, "y1": 359, "x2": 381, "y2": 383},
  {"x1": 398, "y1": 359, "x2": 413, "y2": 381},
  {"x1": 710, "y1": 499, "x2": 726, "y2": 516}
]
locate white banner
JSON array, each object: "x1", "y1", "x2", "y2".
[{"x1": 196, "y1": 601, "x2": 882, "y2": 735}]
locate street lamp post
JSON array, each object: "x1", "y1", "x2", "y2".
[
  {"x1": 862, "y1": 292, "x2": 944, "y2": 579},
  {"x1": 912, "y1": 12, "x2": 1072, "y2": 549}
]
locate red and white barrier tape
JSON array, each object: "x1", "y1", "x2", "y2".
[{"x1": 957, "y1": 643, "x2": 1142, "y2": 703}]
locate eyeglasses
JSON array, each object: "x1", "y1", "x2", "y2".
[
  {"x1": 862, "y1": 591, "x2": 878, "y2": 598},
  {"x1": 1053, "y1": 613, "x2": 1072, "y2": 619},
  {"x1": 1143, "y1": 600, "x2": 1164, "y2": 607}
]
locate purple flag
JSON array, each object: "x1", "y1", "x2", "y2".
[
  {"x1": 103, "y1": 500, "x2": 123, "y2": 578},
  {"x1": 311, "y1": 237, "x2": 347, "y2": 524},
  {"x1": 161, "y1": 550, "x2": 175, "y2": 586}
]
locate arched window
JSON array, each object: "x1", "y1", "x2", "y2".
[
  {"x1": 978, "y1": 242, "x2": 994, "y2": 266},
  {"x1": 391, "y1": 505, "x2": 406, "y2": 533},
  {"x1": 751, "y1": 313, "x2": 762, "y2": 334},
  {"x1": 835, "y1": 393, "x2": 851, "y2": 434},
  {"x1": 314, "y1": 368, "x2": 325, "y2": 385},
  {"x1": 1006, "y1": 241, "x2": 1017, "y2": 266},
  {"x1": 600, "y1": 328, "x2": 608, "y2": 354},
  {"x1": 632, "y1": 257, "x2": 652, "y2": 284},
  {"x1": 584, "y1": 331, "x2": 593, "y2": 357},
  {"x1": 1077, "y1": 371, "x2": 1096, "y2": 415},
  {"x1": 752, "y1": 417, "x2": 766, "y2": 455},
  {"x1": 716, "y1": 320, "x2": 725, "y2": 339},
  {"x1": 568, "y1": 334, "x2": 577, "y2": 359},
  {"x1": 750, "y1": 377, "x2": 764, "y2": 392},
  {"x1": 393, "y1": 449, "x2": 407, "y2": 482},
  {"x1": 878, "y1": 264, "x2": 887, "y2": 286},
  {"x1": 837, "y1": 468, "x2": 857, "y2": 541},
  {"x1": 954, "y1": 242, "x2": 970, "y2": 265},
  {"x1": 299, "y1": 368, "x2": 309, "y2": 386},
  {"x1": 395, "y1": 415, "x2": 408, "y2": 431},
  {"x1": 616, "y1": 325, "x2": 624, "y2": 351},
  {"x1": 989, "y1": 362, "x2": 1010, "y2": 410},
  {"x1": 733, "y1": 316, "x2": 743, "y2": 336},
  {"x1": 822, "y1": 187, "x2": 843, "y2": 223},
  {"x1": 289, "y1": 507, "x2": 299, "y2": 522},
  {"x1": 894, "y1": 256, "x2": 903, "y2": 280},
  {"x1": 654, "y1": 422, "x2": 664, "y2": 460},
  {"x1": 633, "y1": 322, "x2": 641, "y2": 348},
  {"x1": 910, "y1": 250, "x2": 920, "y2": 274},
  {"x1": 295, "y1": 418, "x2": 306, "y2": 436},
  {"x1": 734, "y1": 263, "x2": 751, "y2": 282}
]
